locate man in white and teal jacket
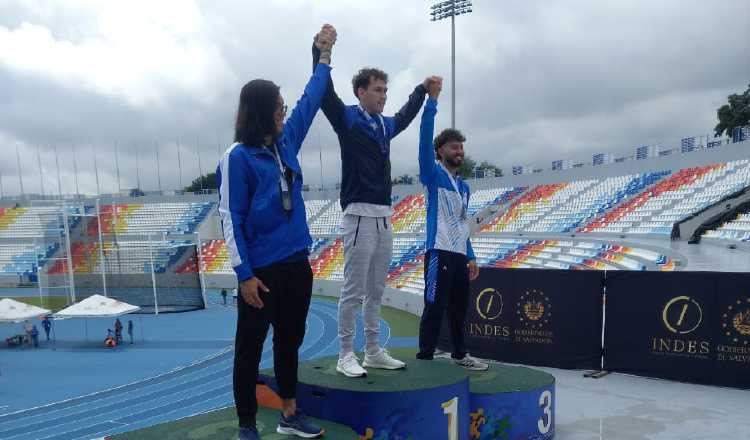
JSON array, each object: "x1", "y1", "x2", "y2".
[{"x1": 416, "y1": 77, "x2": 488, "y2": 371}]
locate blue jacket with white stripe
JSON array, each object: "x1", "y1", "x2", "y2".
[
  {"x1": 419, "y1": 97, "x2": 475, "y2": 260},
  {"x1": 216, "y1": 63, "x2": 332, "y2": 282}
]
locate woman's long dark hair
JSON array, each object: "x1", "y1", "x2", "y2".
[{"x1": 234, "y1": 79, "x2": 280, "y2": 146}]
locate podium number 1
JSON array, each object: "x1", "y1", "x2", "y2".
[
  {"x1": 538, "y1": 390, "x2": 552, "y2": 434},
  {"x1": 441, "y1": 397, "x2": 458, "y2": 440}
]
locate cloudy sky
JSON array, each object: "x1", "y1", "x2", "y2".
[{"x1": 0, "y1": 0, "x2": 748, "y2": 197}]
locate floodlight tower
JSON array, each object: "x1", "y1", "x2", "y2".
[{"x1": 430, "y1": 0, "x2": 473, "y2": 129}]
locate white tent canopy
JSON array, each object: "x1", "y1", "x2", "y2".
[
  {"x1": 54, "y1": 294, "x2": 140, "y2": 318},
  {"x1": 0, "y1": 298, "x2": 51, "y2": 323}
]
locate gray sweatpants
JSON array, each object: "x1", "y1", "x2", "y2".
[{"x1": 338, "y1": 214, "x2": 393, "y2": 357}]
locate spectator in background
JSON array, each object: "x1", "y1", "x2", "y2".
[
  {"x1": 221, "y1": 288, "x2": 228, "y2": 305},
  {"x1": 114, "y1": 318, "x2": 123, "y2": 344},
  {"x1": 23, "y1": 320, "x2": 33, "y2": 347},
  {"x1": 105, "y1": 329, "x2": 116, "y2": 348},
  {"x1": 42, "y1": 316, "x2": 52, "y2": 341},
  {"x1": 127, "y1": 320, "x2": 134, "y2": 344},
  {"x1": 30, "y1": 325, "x2": 39, "y2": 348}
]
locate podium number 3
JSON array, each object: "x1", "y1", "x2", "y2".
[
  {"x1": 441, "y1": 397, "x2": 458, "y2": 440},
  {"x1": 538, "y1": 390, "x2": 552, "y2": 434}
]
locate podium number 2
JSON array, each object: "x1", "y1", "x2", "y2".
[
  {"x1": 538, "y1": 390, "x2": 552, "y2": 434},
  {"x1": 441, "y1": 397, "x2": 458, "y2": 440}
]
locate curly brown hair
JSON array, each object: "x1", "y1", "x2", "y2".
[
  {"x1": 351, "y1": 68, "x2": 388, "y2": 98},
  {"x1": 433, "y1": 128, "x2": 466, "y2": 160}
]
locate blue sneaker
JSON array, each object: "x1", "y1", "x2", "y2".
[
  {"x1": 238, "y1": 426, "x2": 259, "y2": 440},
  {"x1": 277, "y1": 410, "x2": 325, "y2": 438}
]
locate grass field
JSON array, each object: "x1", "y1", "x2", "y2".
[
  {"x1": 10, "y1": 296, "x2": 70, "y2": 312},
  {"x1": 112, "y1": 406, "x2": 357, "y2": 440}
]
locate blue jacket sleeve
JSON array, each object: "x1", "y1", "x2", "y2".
[
  {"x1": 465, "y1": 183, "x2": 475, "y2": 260},
  {"x1": 312, "y1": 45, "x2": 348, "y2": 134},
  {"x1": 283, "y1": 62, "x2": 332, "y2": 155},
  {"x1": 467, "y1": 239, "x2": 476, "y2": 261},
  {"x1": 217, "y1": 153, "x2": 255, "y2": 282},
  {"x1": 419, "y1": 98, "x2": 439, "y2": 185},
  {"x1": 392, "y1": 83, "x2": 428, "y2": 138}
]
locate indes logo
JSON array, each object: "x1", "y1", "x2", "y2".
[
  {"x1": 661, "y1": 296, "x2": 703, "y2": 335},
  {"x1": 651, "y1": 296, "x2": 710, "y2": 359},
  {"x1": 475, "y1": 288, "x2": 504, "y2": 321}
]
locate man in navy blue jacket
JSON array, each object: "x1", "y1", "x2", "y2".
[
  {"x1": 312, "y1": 45, "x2": 435, "y2": 377},
  {"x1": 218, "y1": 24, "x2": 336, "y2": 440}
]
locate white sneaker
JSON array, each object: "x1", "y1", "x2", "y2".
[
  {"x1": 433, "y1": 349, "x2": 450, "y2": 359},
  {"x1": 363, "y1": 348, "x2": 406, "y2": 370},
  {"x1": 336, "y1": 353, "x2": 367, "y2": 377},
  {"x1": 454, "y1": 355, "x2": 489, "y2": 371}
]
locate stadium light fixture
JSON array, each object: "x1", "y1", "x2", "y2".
[{"x1": 430, "y1": 0, "x2": 473, "y2": 129}]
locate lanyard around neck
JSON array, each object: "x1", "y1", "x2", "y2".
[
  {"x1": 439, "y1": 161, "x2": 467, "y2": 219},
  {"x1": 358, "y1": 105, "x2": 386, "y2": 138},
  {"x1": 270, "y1": 144, "x2": 289, "y2": 192},
  {"x1": 439, "y1": 161, "x2": 461, "y2": 195}
]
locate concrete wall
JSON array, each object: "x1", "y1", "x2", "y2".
[
  {"x1": 676, "y1": 187, "x2": 750, "y2": 241},
  {"x1": 40, "y1": 273, "x2": 201, "y2": 289},
  {"x1": 197, "y1": 204, "x2": 222, "y2": 240},
  {"x1": 202, "y1": 275, "x2": 423, "y2": 317}
]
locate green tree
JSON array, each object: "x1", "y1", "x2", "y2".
[
  {"x1": 185, "y1": 172, "x2": 217, "y2": 192},
  {"x1": 457, "y1": 155, "x2": 476, "y2": 179},
  {"x1": 476, "y1": 160, "x2": 503, "y2": 177},
  {"x1": 714, "y1": 84, "x2": 750, "y2": 138},
  {"x1": 392, "y1": 174, "x2": 414, "y2": 185}
]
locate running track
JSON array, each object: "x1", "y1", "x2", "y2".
[{"x1": 0, "y1": 299, "x2": 393, "y2": 440}]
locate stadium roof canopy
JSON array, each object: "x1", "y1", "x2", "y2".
[
  {"x1": 54, "y1": 294, "x2": 140, "y2": 318},
  {"x1": 0, "y1": 298, "x2": 51, "y2": 323}
]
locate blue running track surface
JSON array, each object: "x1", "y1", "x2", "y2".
[{"x1": 0, "y1": 296, "x2": 394, "y2": 440}]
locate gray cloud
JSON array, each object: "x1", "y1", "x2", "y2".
[{"x1": 0, "y1": 0, "x2": 748, "y2": 197}]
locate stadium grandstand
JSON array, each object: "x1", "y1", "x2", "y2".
[
  {"x1": 1, "y1": 133, "x2": 748, "y2": 306},
  {"x1": 197, "y1": 134, "x2": 750, "y2": 292}
]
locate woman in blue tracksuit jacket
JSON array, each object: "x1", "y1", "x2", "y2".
[{"x1": 216, "y1": 25, "x2": 336, "y2": 439}]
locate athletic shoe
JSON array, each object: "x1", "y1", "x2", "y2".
[
  {"x1": 454, "y1": 355, "x2": 489, "y2": 371},
  {"x1": 363, "y1": 348, "x2": 406, "y2": 370},
  {"x1": 336, "y1": 352, "x2": 367, "y2": 377},
  {"x1": 433, "y1": 349, "x2": 451, "y2": 359},
  {"x1": 238, "y1": 426, "x2": 260, "y2": 440},
  {"x1": 277, "y1": 410, "x2": 325, "y2": 438}
]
